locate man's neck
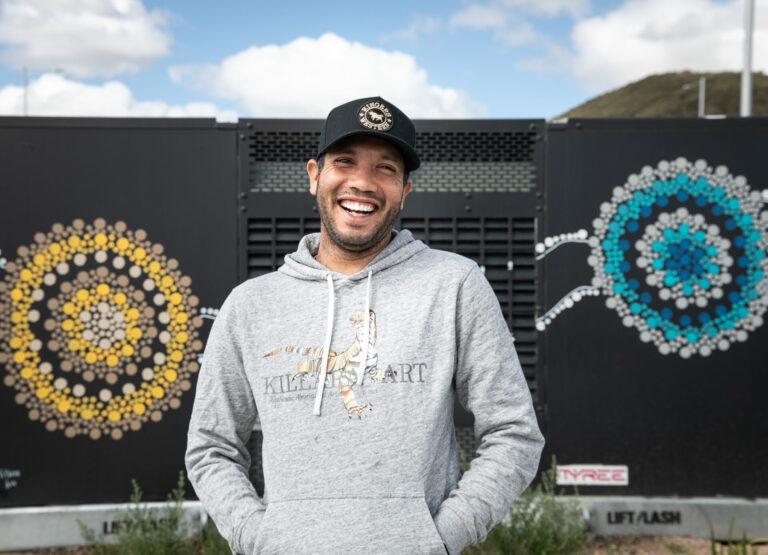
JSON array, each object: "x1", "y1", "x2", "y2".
[{"x1": 314, "y1": 230, "x2": 393, "y2": 276}]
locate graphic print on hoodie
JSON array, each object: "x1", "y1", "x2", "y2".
[
  {"x1": 185, "y1": 228, "x2": 545, "y2": 555},
  {"x1": 262, "y1": 308, "x2": 381, "y2": 417}
]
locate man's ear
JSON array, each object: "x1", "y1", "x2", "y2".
[
  {"x1": 400, "y1": 178, "x2": 413, "y2": 210},
  {"x1": 307, "y1": 159, "x2": 319, "y2": 196}
]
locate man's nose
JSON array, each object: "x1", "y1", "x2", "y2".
[{"x1": 346, "y1": 163, "x2": 378, "y2": 191}]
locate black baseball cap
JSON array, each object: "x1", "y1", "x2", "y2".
[{"x1": 316, "y1": 96, "x2": 420, "y2": 172}]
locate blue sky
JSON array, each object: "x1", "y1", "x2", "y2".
[{"x1": 0, "y1": 0, "x2": 764, "y2": 120}]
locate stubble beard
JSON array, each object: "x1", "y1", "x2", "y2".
[{"x1": 316, "y1": 181, "x2": 403, "y2": 254}]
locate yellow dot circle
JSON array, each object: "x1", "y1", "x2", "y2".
[
  {"x1": 85, "y1": 352, "x2": 98, "y2": 364},
  {"x1": 75, "y1": 289, "x2": 90, "y2": 301},
  {"x1": 151, "y1": 386, "x2": 164, "y2": 399},
  {"x1": 134, "y1": 247, "x2": 146, "y2": 260},
  {"x1": 94, "y1": 233, "x2": 108, "y2": 246},
  {"x1": 81, "y1": 409, "x2": 94, "y2": 420},
  {"x1": 108, "y1": 411, "x2": 121, "y2": 422},
  {"x1": 61, "y1": 319, "x2": 75, "y2": 331},
  {"x1": 20, "y1": 367, "x2": 35, "y2": 379},
  {"x1": 106, "y1": 355, "x2": 119, "y2": 367},
  {"x1": 133, "y1": 403, "x2": 146, "y2": 415},
  {"x1": 121, "y1": 345, "x2": 134, "y2": 357},
  {"x1": 57, "y1": 400, "x2": 71, "y2": 413},
  {"x1": 113, "y1": 292, "x2": 127, "y2": 305},
  {"x1": 96, "y1": 283, "x2": 110, "y2": 296},
  {"x1": 164, "y1": 369, "x2": 178, "y2": 382},
  {"x1": 19, "y1": 269, "x2": 33, "y2": 282}
]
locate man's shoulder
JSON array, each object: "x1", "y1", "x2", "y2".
[
  {"x1": 414, "y1": 244, "x2": 479, "y2": 276},
  {"x1": 229, "y1": 270, "x2": 285, "y2": 300}
]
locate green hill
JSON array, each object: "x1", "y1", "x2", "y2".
[{"x1": 557, "y1": 71, "x2": 768, "y2": 118}]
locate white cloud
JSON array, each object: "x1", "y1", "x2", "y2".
[
  {"x1": 449, "y1": 4, "x2": 539, "y2": 46},
  {"x1": 496, "y1": 0, "x2": 590, "y2": 18},
  {"x1": 0, "y1": 0, "x2": 171, "y2": 78},
  {"x1": 381, "y1": 15, "x2": 442, "y2": 45},
  {"x1": 449, "y1": 0, "x2": 589, "y2": 47},
  {"x1": 0, "y1": 73, "x2": 237, "y2": 120},
  {"x1": 568, "y1": 0, "x2": 768, "y2": 92},
  {"x1": 169, "y1": 32, "x2": 482, "y2": 118}
]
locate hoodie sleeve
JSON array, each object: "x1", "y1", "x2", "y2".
[
  {"x1": 433, "y1": 264, "x2": 545, "y2": 555},
  {"x1": 185, "y1": 287, "x2": 266, "y2": 555}
]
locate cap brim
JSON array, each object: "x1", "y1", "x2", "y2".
[{"x1": 317, "y1": 130, "x2": 420, "y2": 172}]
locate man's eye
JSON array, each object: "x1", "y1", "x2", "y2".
[
  {"x1": 380, "y1": 165, "x2": 397, "y2": 173},
  {"x1": 334, "y1": 158, "x2": 353, "y2": 165}
]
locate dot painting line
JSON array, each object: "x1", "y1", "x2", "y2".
[
  {"x1": 535, "y1": 230, "x2": 590, "y2": 260},
  {"x1": 535, "y1": 285, "x2": 601, "y2": 331}
]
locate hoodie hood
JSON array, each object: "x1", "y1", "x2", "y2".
[{"x1": 279, "y1": 228, "x2": 427, "y2": 282}]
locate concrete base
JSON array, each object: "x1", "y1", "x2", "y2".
[
  {"x1": 573, "y1": 496, "x2": 768, "y2": 541},
  {"x1": 0, "y1": 501, "x2": 206, "y2": 551},
  {"x1": 1, "y1": 496, "x2": 767, "y2": 551}
]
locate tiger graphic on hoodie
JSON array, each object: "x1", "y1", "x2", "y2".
[{"x1": 262, "y1": 309, "x2": 382, "y2": 417}]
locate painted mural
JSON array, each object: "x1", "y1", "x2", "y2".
[
  {"x1": 537, "y1": 157, "x2": 768, "y2": 358},
  {"x1": 0, "y1": 218, "x2": 205, "y2": 440}
]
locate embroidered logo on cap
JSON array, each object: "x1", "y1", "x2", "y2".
[{"x1": 358, "y1": 101, "x2": 393, "y2": 131}]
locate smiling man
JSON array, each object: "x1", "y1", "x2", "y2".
[{"x1": 185, "y1": 96, "x2": 545, "y2": 554}]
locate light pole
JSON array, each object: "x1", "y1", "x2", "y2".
[{"x1": 740, "y1": 0, "x2": 755, "y2": 117}]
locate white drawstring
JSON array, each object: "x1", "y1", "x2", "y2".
[
  {"x1": 313, "y1": 274, "x2": 335, "y2": 416},
  {"x1": 357, "y1": 270, "x2": 373, "y2": 387}
]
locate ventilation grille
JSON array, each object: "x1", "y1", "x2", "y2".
[
  {"x1": 251, "y1": 161, "x2": 535, "y2": 193},
  {"x1": 246, "y1": 130, "x2": 538, "y2": 193},
  {"x1": 246, "y1": 216, "x2": 538, "y2": 395},
  {"x1": 400, "y1": 217, "x2": 538, "y2": 392},
  {"x1": 246, "y1": 217, "x2": 321, "y2": 277}
]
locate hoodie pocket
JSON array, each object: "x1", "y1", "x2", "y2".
[{"x1": 251, "y1": 495, "x2": 445, "y2": 554}]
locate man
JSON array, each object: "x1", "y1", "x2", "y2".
[{"x1": 185, "y1": 96, "x2": 545, "y2": 554}]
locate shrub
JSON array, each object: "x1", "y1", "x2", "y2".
[
  {"x1": 465, "y1": 457, "x2": 588, "y2": 555},
  {"x1": 78, "y1": 470, "x2": 194, "y2": 555}
]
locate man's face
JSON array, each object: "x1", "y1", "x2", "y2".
[{"x1": 307, "y1": 136, "x2": 412, "y2": 253}]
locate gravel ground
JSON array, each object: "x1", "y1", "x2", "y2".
[{"x1": 3, "y1": 537, "x2": 768, "y2": 554}]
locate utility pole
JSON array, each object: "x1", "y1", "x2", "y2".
[
  {"x1": 698, "y1": 77, "x2": 706, "y2": 117},
  {"x1": 740, "y1": 0, "x2": 754, "y2": 117}
]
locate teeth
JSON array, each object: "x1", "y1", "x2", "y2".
[{"x1": 340, "y1": 200, "x2": 375, "y2": 213}]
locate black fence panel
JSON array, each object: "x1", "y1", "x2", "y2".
[
  {"x1": 540, "y1": 118, "x2": 768, "y2": 496},
  {"x1": 0, "y1": 118, "x2": 238, "y2": 506}
]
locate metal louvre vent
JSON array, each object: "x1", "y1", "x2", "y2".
[
  {"x1": 416, "y1": 131, "x2": 536, "y2": 161},
  {"x1": 246, "y1": 130, "x2": 537, "y2": 193},
  {"x1": 246, "y1": 217, "x2": 320, "y2": 277},
  {"x1": 400, "y1": 217, "x2": 538, "y2": 394},
  {"x1": 249, "y1": 131, "x2": 318, "y2": 161}
]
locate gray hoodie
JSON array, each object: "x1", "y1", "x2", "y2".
[{"x1": 185, "y1": 228, "x2": 544, "y2": 555}]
